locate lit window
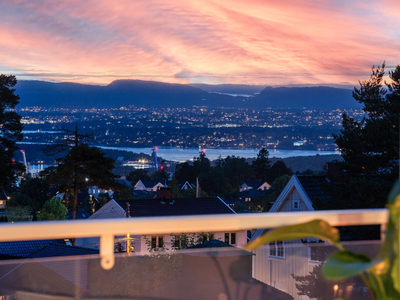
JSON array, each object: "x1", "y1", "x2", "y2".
[{"x1": 269, "y1": 241, "x2": 285, "y2": 258}]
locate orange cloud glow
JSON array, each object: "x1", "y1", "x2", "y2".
[{"x1": 0, "y1": 0, "x2": 399, "y2": 85}]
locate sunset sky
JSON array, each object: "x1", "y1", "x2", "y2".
[{"x1": 0, "y1": 0, "x2": 399, "y2": 86}]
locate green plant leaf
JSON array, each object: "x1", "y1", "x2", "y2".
[
  {"x1": 322, "y1": 250, "x2": 381, "y2": 280},
  {"x1": 245, "y1": 219, "x2": 340, "y2": 250}
]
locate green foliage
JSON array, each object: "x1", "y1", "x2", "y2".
[
  {"x1": 252, "y1": 148, "x2": 271, "y2": 181},
  {"x1": 127, "y1": 169, "x2": 150, "y2": 185},
  {"x1": 258, "y1": 174, "x2": 291, "y2": 211},
  {"x1": 97, "y1": 192, "x2": 111, "y2": 208},
  {"x1": 174, "y1": 161, "x2": 196, "y2": 183},
  {"x1": 151, "y1": 168, "x2": 169, "y2": 180},
  {"x1": 8, "y1": 192, "x2": 33, "y2": 209},
  {"x1": 41, "y1": 143, "x2": 120, "y2": 218},
  {"x1": 18, "y1": 177, "x2": 51, "y2": 211},
  {"x1": 232, "y1": 201, "x2": 247, "y2": 213},
  {"x1": 38, "y1": 197, "x2": 68, "y2": 220},
  {"x1": 267, "y1": 160, "x2": 293, "y2": 183},
  {"x1": 222, "y1": 155, "x2": 252, "y2": 191},
  {"x1": 6, "y1": 206, "x2": 32, "y2": 222},
  {"x1": 0, "y1": 74, "x2": 25, "y2": 191},
  {"x1": 333, "y1": 63, "x2": 400, "y2": 181},
  {"x1": 193, "y1": 151, "x2": 211, "y2": 174},
  {"x1": 245, "y1": 219, "x2": 341, "y2": 251},
  {"x1": 113, "y1": 188, "x2": 135, "y2": 200},
  {"x1": 247, "y1": 180, "x2": 400, "y2": 300}
]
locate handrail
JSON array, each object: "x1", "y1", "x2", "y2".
[
  {"x1": 0, "y1": 209, "x2": 388, "y2": 241},
  {"x1": 0, "y1": 208, "x2": 389, "y2": 269}
]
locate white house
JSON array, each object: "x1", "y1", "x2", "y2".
[
  {"x1": 77, "y1": 197, "x2": 248, "y2": 255},
  {"x1": 239, "y1": 180, "x2": 271, "y2": 192},
  {"x1": 251, "y1": 175, "x2": 330, "y2": 300},
  {"x1": 134, "y1": 179, "x2": 167, "y2": 192}
]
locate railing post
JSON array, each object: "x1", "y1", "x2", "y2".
[{"x1": 100, "y1": 234, "x2": 115, "y2": 270}]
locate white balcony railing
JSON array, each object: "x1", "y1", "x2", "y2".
[{"x1": 0, "y1": 208, "x2": 389, "y2": 270}]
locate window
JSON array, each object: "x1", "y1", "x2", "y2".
[
  {"x1": 174, "y1": 235, "x2": 180, "y2": 248},
  {"x1": 230, "y1": 233, "x2": 236, "y2": 244},
  {"x1": 293, "y1": 199, "x2": 300, "y2": 211},
  {"x1": 269, "y1": 241, "x2": 285, "y2": 258},
  {"x1": 151, "y1": 236, "x2": 164, "y2": 249},
  {"x1": 224, "y1": 233, "x2": 229, "y2": 243},
  {"x1": 224, "y1": 232, "x2": 236, "y2": 244}
]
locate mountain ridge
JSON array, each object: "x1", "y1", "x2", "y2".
[{"x1": 15, "y1": 79, "x2": 361, "y2": 109}]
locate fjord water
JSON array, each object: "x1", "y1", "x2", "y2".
[{"x1": 97, "y1": 146, "x2": 339, "y2": 162}]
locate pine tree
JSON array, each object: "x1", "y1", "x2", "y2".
[
  {"x1": 0, "y1": 74, "x2": 24, "y2": 191},
  {"x1": 334, "y1": 62, "x2": 400, "y2": 180}
]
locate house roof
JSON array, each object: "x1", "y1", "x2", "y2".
[
  {"x1": 269, "y1": 175, "x2": 315, "y2": 212},
  {"x1": 0, "y1": 239, "x2": 65, "y2": 258},
  {"x1": 296, "y1": 175, "x2": 331, "y2": 200},
  {"x1": 177, "y1": 181, "x2": 194, "y2": 189},
  {"x1": 240, "y1": 180, "x2": 265, "y2": 189},
  {"x1": 115, "y1": 197, "x2": 236, "y2": 217},
  {"x1": 140, "y1": 179, "x2": 168, "y2": 188},
  {"x1": 222, "y1": 198, "x2": 246, "y2": 206},
  {"x1": 66, "y1": 208, "x2": 90, "y2": 220},
  {"x1": 238, "y1": 189, "x2": 265, "y2": 198},
  {"x1": 29, "y1": 243, "x2": 99, "y2": 258},
  {"x1": 116, "y1": 178, "x2": 133, "y2": 188},
  {"x1": 0, "y1": 190, "x2": 7, "y2": 201}
]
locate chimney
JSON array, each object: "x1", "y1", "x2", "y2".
[
  {"x1": 326, "y1": 162, "x2": 347, "y2": 182},
  {"x1": 157, "y1": 187, "x2": 173, "y2": 200}
]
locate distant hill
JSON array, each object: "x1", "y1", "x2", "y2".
[
  {"x1": 15, "y1": 79, "x2": 360, "y2": 109},
  {"x1": 191, "y1": 83, "x2": 266, "y2": 96},
  {"x1": 254, "y1": 86, "x2": 359, "y2": 109}
]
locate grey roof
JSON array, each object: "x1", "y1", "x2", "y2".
[
  {"x1": 238, "y1": 189, "x2": 265, "y2": 198},
  {"x1": 240, "y1": 180, "x2": 265, "y2": 189},
  {"x1": 29, "y1": 243, "x2": 99, "y2": 258},
  {"x1": 0, "y1": 239, "x2": 63, "y2": 258},
  {"x1": 0, "y1": 190, "x2": 7, "y2": 201},
  {"x1": 140, "y1": 179, "x2": 168, "y2": 188},
  {"x1": 296, "y1": 175, "x2": 331, "y2": 201},
  {"x1": 0, "y1": 239, "x2": 98, "y2": 259},
  {"x1": 116, "y1": 197, "x2": 235, "y2": 217}
]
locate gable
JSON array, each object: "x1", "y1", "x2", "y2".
[
  {"x1": 89, "y1": 200, "x2": 126, "y2": 219},
  {"x1": 257, "y1": 182, "x2": 271, "y2": 190},
  {"x1": 134, "y1": 180, "x2": 146, "y2": 190},
  {"x1": 269, "y1": 175, "x2": 314, "y2": 212}
]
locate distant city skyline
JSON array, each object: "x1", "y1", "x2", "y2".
[{"x1": 0, "y1": 0, "x2": 399, "y2": 86}]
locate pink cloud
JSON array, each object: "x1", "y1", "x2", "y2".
[{"x1": 0, "y1": 0, "x2": 398, "y2": 85}]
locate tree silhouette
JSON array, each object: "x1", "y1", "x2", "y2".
[
  {"x1": 0, "y1": 74, "x2": 24, "y2": 191},
  {"x1": 252, "y1": 148, "x2": 271, "y2": 181},
  {"x1": 334, "y1": 62, "x2": 400, "y2": 181},
  {"x1": 41, "y1": 144, "x2": 120, "y2": 220}
]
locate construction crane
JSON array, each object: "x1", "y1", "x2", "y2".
[
  {"x1": 152, "y1": 147, "x2": 158, "y2": 171},
  {"x1": 20, "y1": 149, "x2": 29, "y2": 174}
]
